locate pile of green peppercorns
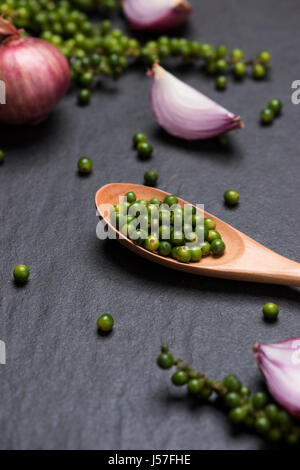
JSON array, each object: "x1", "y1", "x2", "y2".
[
  {"x1": 110, "y1": 191, "x2": 226, "y2": 263},
  {"x1": 157, "y1": 345, "x2": 300, "y2": 446},
  {"x1": 3, "y1": 0, "x2": 272, "y2": 105}
]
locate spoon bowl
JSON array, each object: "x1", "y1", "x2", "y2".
[{"x1": 95, "y1": 183, "x2": 300, "y2": 286}]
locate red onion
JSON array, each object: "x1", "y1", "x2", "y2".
[
  {"x1": 123, "y1": 0, "x2": 192, "y2": 31},
  {"x1": 254, "y1": 337, "x2": 300, "y2": 419},
  {"x1": 0, "y1": 18, "x2": 70, "y2": 125},
  {"x1": 149, "y1": 63, "x2": 243, "y2": 140}
]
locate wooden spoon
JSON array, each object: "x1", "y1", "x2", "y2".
[{"x1": 95, "y1": 183, "x2": 300, "y2": 286}]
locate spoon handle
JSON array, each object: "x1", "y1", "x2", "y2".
[
  {"x1": 213, "y1": 255, "x2": 300, "y2": 286},
  {"x1": 229, "y1": 269, "x2": 300, "y2": 286}
]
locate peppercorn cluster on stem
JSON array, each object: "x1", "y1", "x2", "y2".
[
  {"x1": 157, "y1": 345, "x2": 300, "y2": 446},
  {"x1": 3, "y1": 0, "x2": 272, "y2": 105}
]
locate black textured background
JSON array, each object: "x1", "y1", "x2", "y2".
[{"x1": 1, "y1": 0, "x2": 300, "y2": 450}]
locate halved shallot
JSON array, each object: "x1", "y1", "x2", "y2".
[
  {"x1": 123, "y1": 0, "x2": 192, "y2": 31},
  {"x1": 149, "y1": 63, "x2": 243, "y2": 140},
  {"x1": 254, "y1": 337, "x2": 300, "y2": 419}
]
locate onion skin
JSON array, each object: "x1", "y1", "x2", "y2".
[
  {"x1": 254, "y1": 338, "x2": 300, "y2": 419},
  {"x1": 0, "y1": 37, "x2": 70, "y2": 125},
  {"x1": 123, "y1": 0, "x2": 192, "y2": 31},
  {"x1": 149, "y1": 63, "x2": 243, "y2": 140}
]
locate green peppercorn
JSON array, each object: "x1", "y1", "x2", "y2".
[
  {"x1": 147, "y1": 203, "x2": 159, "y2": 219},
  {"x1": 101, "y1": 19, "x2": 112, "y2": 35},
  {"x1": 144, "y1": 169, "x2": 158, "y2": 186},
  {"x1": 179, "y1": 43, "x2": 191, "y2": 59},
  {"x1": 13, "y1": 264, "x2": 30, "y2": 283},
  {"x1": 144, "y1": 235, "x2": 159, "y2": 252},
  {"x1": 204, "y1": 217, "x2": 216, "y2": 230},
  {"x1": 223, "y1": 374, "x2": 241, "y2": 392},
  {"x1": 176, "y1": 246, "x2": 192, "y2": 263},
  {"x1": 158, "y1": 222, "x2": 169, "y2": 240},
  {"x1": 0, "y1": 149, "x2": 4, "y2": 164},
  {"x1": 207, "y1": 230, "x2": 221, "y2": 243},
  {"x1": 215, "y1": 75, "x2": 227, "y2": 90},
  {"x1": 215, "y1": 44, "x2": 228, "y2": 59},
  {"x1": 240, "y1": 386, "x2": 251, "y2": 397},
  {"x1": 91, "y1": 53, "x2": 101, "y2": 67},
  {"x1": 252, "y1": 392, "x2": 268, "y2": 409},
  {"x1": 277, "y1": 410, "x2": 291, "y2": 427},
  {"x1": 158, "y1": 44, "x2": 171, "y2": 58},
  {"x1": 191, "y1": 214, "x2": 203, "y2": 229},
  {"x1": 79, "y1": 72, "x2": 93, "y2": 88},
  {"x1": 159, "y1": 241, "x2": 172, "y2": 257},
  {"x1": 263, "y1": 302, "x2": 279, "y2": 321},
  {"x1": 126, "y1": 215, "x2": 135, "y2": 224},
  {"x1": 225, "y1": 392, "x2": 241, "y2": 409},
  {"x1": 187, "y1": 378, "x2": 205, "y2": 394},
  {"x1": 257, "y1": 50, "x2": 271, "y2": 64},
  {"x1": 121, "y1": 222, "x2": 136, "y2": 237},
  {"x1": 200, "y1": 241, "x2": 211, "y2": 257},
  {"x1": 124, "y1": 191, "x2": 136, "y2": 204},
  {"x1": 133, "y1": 132, "x2": 147, "y2": 146},
  {"x1": 216, "y1": 59, "x2": 228, "y2": 73},
  {"x1": 171, "y1": 246, "x2": 180, "y2": 260},
  {"x1": 131, "y1": 229, "x2": 147, "y2": 245},
  {"x1": 119, "y1": 57, "x2": 128, "y2": 69},
  {"x1": 115, "y1": 202, "x2": 130, "y2": 215},
  {"x1": 78, "y1": 157, "x2": 93, "y2": 174},
  {"x1": 253, "y1": 63, "x2": 266, "y2": 79},
  {"x1": 200, "y1": 43, "x2": 214, "y2": 60},
  {"x1": 172, "y1": 370, "x2": 189, "y2": 386},
  {"x1": 157, "y1": 352, "x2": 174, "y2": 369},
  {"x1": 260, "y1": 108, "x2": 274, "y2": 124},
  {"x1": 211, "y1": 239, "x2": 226, "y2": 256},
  {"x1": 97, "y1": 314, "x2": 114, "y2": 332},
  {"x1": 164, "y1": 195, "x2": 178, "y2": 207},
  {"x1": 265, "y1": 404, "x2": 279, "y2": 423},
  {"x1": 268, "y1": 98, "x2": 282, "y2": 116},
  {"x1": 189, "y1": 246, "x2": 202, "y2": 262},
  {"x1": 65, "y1": 21, "x2": 77, "y2": 36},
  {"x1": 190, "y1": 40, "x2": 202, "y2": 55},
  {"x1": 137, "y1": 142, "x2": 153, "y2": 159},
  {"x1": 200, "y1": 386, "x2": 212, "y2": 399},
  {"x1": 77, "y1": 88, "x2": 91, "y2": 105},
  {"x1": 109, "y1": 53, "x2": 120, "y2": 69},
  {"x1": 255, "y1": 416, "x2": 271, "y2": 434},
  {"x1": 184, "y1": 205, "x2": 196, "y2": 217},
  {"x1": 171, "y1": 230, "x2": 184, "y2": 246},
  {"x1": 229, "y1": 406, "x2": 247, "y2": 424},
  {"x1": 224, "y1": 189, "x2": 240, "y2": 206},
  {"x1": 130, "y1": 201, "x2": 147, "y2": 218},
  {"x1": 231, "y1": 48, "x2": 244, "y2": 61},
  {"x1": 206, "y1": 60, "x2": 217, "y2": 75},
  {"x1": 150, "y1": 197, "x2": 161, "y2": 205},
  {"x1": 233, "y1": 61, "x2": 246, "y2": 78}
]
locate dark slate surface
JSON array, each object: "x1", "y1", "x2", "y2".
[{"x1": 0, "y1": 0, "x2": 300, "y2": 450}]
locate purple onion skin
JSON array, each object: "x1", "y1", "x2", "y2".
[
  {"x1": 123, "y1": 0, "x2": 192, "y2": 31},
  {"x1": 0, "y1": 37, "x2": 70, "y2": 125},
  {"x1": 254, "y1": 338, "x2": 300, "y2": 420}
]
